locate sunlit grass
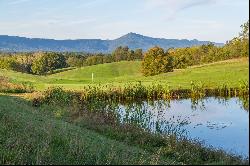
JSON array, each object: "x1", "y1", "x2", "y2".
[
  {"x1": 0, "y1": 94, "x2": 174, "y2": 165},
  {"x1": 0, "y1": 58, "x2": 248, "y2": 91}
]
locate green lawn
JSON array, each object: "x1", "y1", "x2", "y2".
[
  {"x1": 0, "y1": 94, "x2": 175, "y2": 165},
  {"x1": 0, "y1": 58, "x2": 248, "y2": 90},
  {"x1": 0, "y1": 58, "x2": 248, "y2": 164}
]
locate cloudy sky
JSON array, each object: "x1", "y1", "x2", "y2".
[{"x1": 0, "y1": 0, "x2": 248, "y2": 43}]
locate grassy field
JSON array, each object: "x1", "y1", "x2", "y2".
[
  {"x1": 0, "y1": 58, "x2": 248, "y2": 164},
  {"x1": 0, "y1": 94, "x2": 178, "y2": 165},
  {"x1": 0, "y1": 58, "x2": 248, "y2": 91},
  {"x1": 1, "y1": 93, "x2": 247, "y2": 165}
]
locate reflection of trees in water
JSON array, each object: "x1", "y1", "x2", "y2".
[
  {"x1": 238, "y1": 96, "x2": 249, "y2": 112},
  {"x1": 191, "y1": 97, "x2": 249, "y2": 112},
  {"x1": 106, "y1": 100, "x2": 190, "y2": 138},
  {"x1": 155, "y1": 115, "x2": 190, "y2": 139},
  {"x1": 216, "y1": 97, "x2": 230, "y2": 106},
  {"x1": 215, "y1": 97, "x2": 249, "y2": 112},
  {"x1": 191, "y1": 98, "x2": 206, "y2": 111},
  {"x1": 104, "y1": 96, "x2": 248, "y2": 138}
]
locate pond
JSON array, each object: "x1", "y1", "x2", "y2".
[{"x1": 107, "y1": 97, "x2": 249, "y2": 158}]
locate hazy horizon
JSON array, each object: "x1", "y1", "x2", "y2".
[
  {"x1": 0, "y1": 32, "x2": 225, "y2": 44},
  {"x1": 0, "y1": 0, "x2": 249, "y2": 43}
]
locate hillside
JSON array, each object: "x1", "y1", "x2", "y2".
[
  {"x1": 0, "y1": 58, "x2": 248, "y2": 90},
  {"x1": 48, "y1": 58, "x2": 249, "y2": 88},
  {"x1": 50, "y1": 61, "x2": 142, "y2": 82},
  {"x1": 0, "y1": 58, "x2": 249, "y2": 165},
  {"x1": 0, "y1": 95, "x2": 175, "y2": 164},
  {"x1": 0, "y1": 33, "x2": 223, "y2": 53}
]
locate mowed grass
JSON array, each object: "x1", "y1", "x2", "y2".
[
  {"x1": 0, "y1": 94, "x2": 175, "y2": 165},
  {"x1": 0, "y1": 58, "x2": 248, "y2": 90},
  {"x1": 0, "y1": 58, "x2": 248, "y2": 164},
  {"x1": 50, "y1": 60, "x2": 142, "y2": 82}
]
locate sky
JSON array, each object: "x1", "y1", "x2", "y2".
[{"x1": 0, "y1": 0, "x2": 249, "y2": 43}]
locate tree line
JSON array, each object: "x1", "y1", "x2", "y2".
[
  {"x1": 0, "y1": 47, "x2": 143, "y2": 75},
  {"x1": 0, "y1": 21, "x2": 248, "y2": 76},
  {"x1": 142, "y1": 20, "x2": 249, "y2": 76}
]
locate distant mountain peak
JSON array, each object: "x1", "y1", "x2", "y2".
[
  {"x1": 0, "y1": 34, "x2": 224, "y2": 53},
  {"x1": 126, "y1": 32, "x2": 140, "y2": 36},
  {"x1": 127, "y1": 32, "x2": 137, "y2": 35},
  {"x1": 118, "y1": 32, "x2": 144, "y2": 39}
]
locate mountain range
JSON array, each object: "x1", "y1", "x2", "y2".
[{"x1": 0, "y1": 33, "x2": 224, "y2": 53}]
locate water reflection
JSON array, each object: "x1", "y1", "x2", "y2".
[{"x1": 105, "y1": 97, "x2": 249, "y2": 157}]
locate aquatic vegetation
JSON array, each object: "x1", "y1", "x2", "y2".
[
  {"x1": 78, "y1": 81, "x2": 249, "y2": 103},
  {"x1": 37, "y1": 81, "x2": 249, "y2": 113},
  {"x1": 30, "y1": 82, "x2": 249, "y2": 164}
]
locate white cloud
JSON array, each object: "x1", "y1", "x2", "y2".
[{"x1": 144, "y1": 0, "x2": 217, "y2": 19}]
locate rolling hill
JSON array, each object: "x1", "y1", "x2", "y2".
[
  {"x1": 0, "y1": 94, "x2": 175, "y2": 164},
  {"x1": 0, "y1": 33, "x2": 223, "y2": 53},
  {"x1": 0, "y1": 58, "x2": 248, "y2": 90}
]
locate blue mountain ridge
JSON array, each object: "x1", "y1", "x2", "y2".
[{"x1": 0, "y1": 32, "x2": 224, "y2": 53}]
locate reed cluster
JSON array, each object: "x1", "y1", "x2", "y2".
[{"x1": 31, "y1": 81, "x2": 249, "y2": 165}]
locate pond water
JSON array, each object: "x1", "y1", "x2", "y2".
[{"x1": 109, "y1": 97, "x2": 249, "y2": 158}]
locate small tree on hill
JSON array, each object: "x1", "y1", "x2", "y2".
[
  {"x1": 31, "y1": 52, "x2": 66, "y2": 75},
  {"x1": 141, "y1": 46, "x2": 173, "y2": 76}
]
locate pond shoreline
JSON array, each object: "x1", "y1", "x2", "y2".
[{"x1": 27, "y1": 85, "x2": 249, "y2": 164}]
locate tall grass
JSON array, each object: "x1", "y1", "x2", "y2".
[
  {"x1": 0, "y1": 76, "x2": 33, "y2": 93},
  {"x1": 31, "y1": 81, "x2": 249, "y2": 165},
  {"x1": 36, "y1": 81, "x2": 249, "y2": 111},
  {"x1": 1, "y1": 95, "x2": 175, "y2": 165},
  {"x1": 76, "y1": 81, "x2": 249, "y2": 103}
]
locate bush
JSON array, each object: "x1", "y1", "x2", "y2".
[
  {"x1": 0, "y1": 76, "x2": 33, "y2": 93},
  {"x1": 43, "y1": 87, "x2": 73, "y2": 104},
  {"x1": 142, "y1": 46, "x2": 174, "y2": 76},
  {"x1": 31, "y1": 52, "x2": 67, "y2": 75}
]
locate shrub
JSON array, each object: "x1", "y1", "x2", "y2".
[
  {"x1": 0, "y1": 76, "x2": 33, "y2": 93},
  {"x1": 142, "y1": 46, "x2": 174, "y2": 76}
]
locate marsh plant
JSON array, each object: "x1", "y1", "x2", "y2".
[
  {"x1": 77, "y1": 81, "x2": 249, "y2": 103},
  {"x1": 30, "y1": 81, "x2": 249, "y2": 164}
]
